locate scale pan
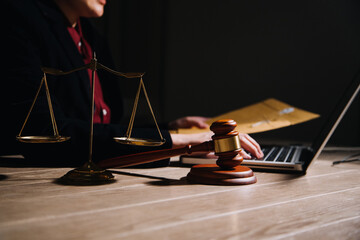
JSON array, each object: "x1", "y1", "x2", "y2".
[
  {"x1": 113, "y1": 137, "x2": 165, "y2": 146},
  {"x1": 16, "y1": 136, "x2": 70, "y2": 143}
]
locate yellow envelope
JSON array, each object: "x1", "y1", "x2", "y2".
[{"x1": 176, "y1": 98, "x2": 320, "y2": 134}]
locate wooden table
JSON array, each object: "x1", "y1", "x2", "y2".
[{"x1": 0, "y1": 148, "x2": 359, "y2": 239}]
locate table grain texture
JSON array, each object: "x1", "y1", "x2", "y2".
[{"x1": 0, "y1": 148, "x2": 359, "y2": 240}]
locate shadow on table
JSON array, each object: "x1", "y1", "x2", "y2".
[
  {"x1": 0, "y1": 155, "x2": 80, "y2": 168},
  {"x1": 169, "y1": 160, "x2": 304, "y2": 179},
  {"x1": 0, "y1": 174, "x2": 8, "y2": 181},
  {"x1": 110, "y1": 169, "x2": 189, "y2": 186}
]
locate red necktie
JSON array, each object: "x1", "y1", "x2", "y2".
[{"x1": 67, "y1": 21, "x2": 111, "y2": 124}]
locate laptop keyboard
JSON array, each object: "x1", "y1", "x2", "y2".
[{"x1": 257, "y1": 146, "x2": 296, "y2": 163}]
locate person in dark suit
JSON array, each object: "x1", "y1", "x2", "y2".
[{"x1": 1, "y1": 0, "x2": 263, "y2": 167}]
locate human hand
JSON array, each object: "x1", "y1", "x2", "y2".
[
  {"x1": 170, "y1": 131, "x2": 213, "y2": 149},
  {"x1": 168, "y1": 116, "x2": 210, "y2": 130},
  {"x1": 238, "y1": 133, "x2": 264, "y2": 159},
  {"x1": 170, "y1": 131, "x2": 263, "y2": 159}
]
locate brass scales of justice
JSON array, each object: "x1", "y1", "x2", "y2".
[
  {"x1": 17, "y1": 53, "x2": 257, "y2": 186},
  {"x1": 16, "y1": 53, "x2": 166, "y2": 185}
]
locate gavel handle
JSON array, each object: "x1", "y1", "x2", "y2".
[{"x1": 98, "y1": 141, "x2": 214, "y2": 169}]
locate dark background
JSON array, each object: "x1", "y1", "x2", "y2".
[{"x1": 92, "y1": 0, "x2": 360, "y2": 146}]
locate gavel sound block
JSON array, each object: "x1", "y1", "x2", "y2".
[
  {"x1": 98, "y1": 119, "x2": 256, "y2": 185},
  {"x1": 186, "y1": 119, "x2": 256, "y2": 185}
]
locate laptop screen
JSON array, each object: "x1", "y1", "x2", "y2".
[
  {"x1": 250, "y1": 68, "x2": 360, "y2": 172},
  {"x1": 310, "y1": 69, "x2": 360, "y2": 162}
]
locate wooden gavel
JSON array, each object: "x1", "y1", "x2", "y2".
[{"x1": 98, "y1": 119, "x2": 244, "y2": 169}]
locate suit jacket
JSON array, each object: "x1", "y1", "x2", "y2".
[{"x1": 1, "y1": 0, "x2": 172, "y2": 166}]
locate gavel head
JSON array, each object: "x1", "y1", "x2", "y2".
[{"x1": 210, "y1": 119, "x2": 243, "y2": 169}]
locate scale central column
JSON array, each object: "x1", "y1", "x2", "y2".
[{"x1": 59, "y1": 54, "x2": 115, "y2": 185}]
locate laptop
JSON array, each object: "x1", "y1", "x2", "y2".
[{"x1": 180, "y1": 69, "x2": 360, "y2": 174}]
